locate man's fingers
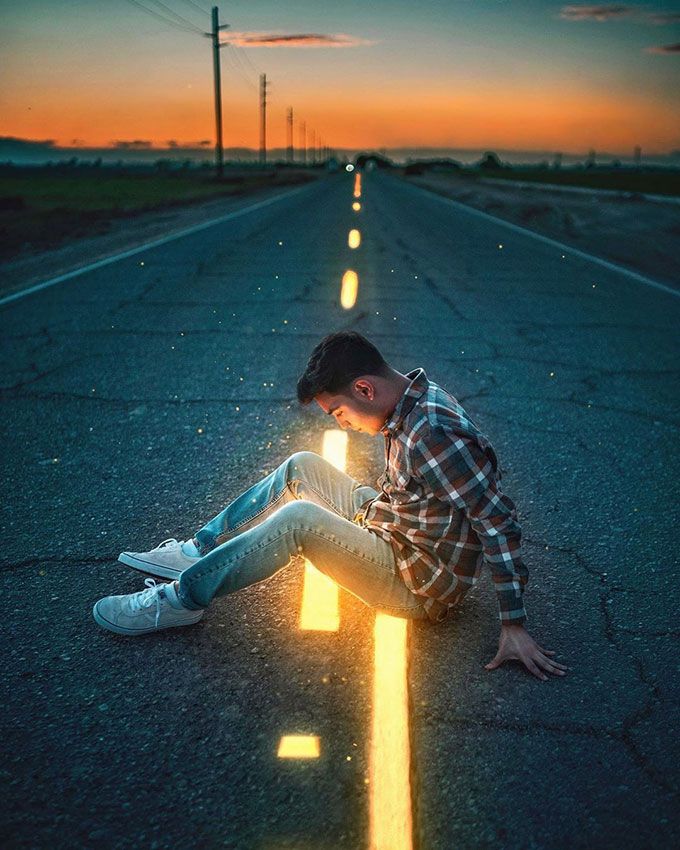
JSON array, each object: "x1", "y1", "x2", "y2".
[
  {"x1": 525, "y1": 659, "x2": 547, "y2": 681},
  {"x1": 537, "y1": 650, "x2": 569, "y2": 671},
  {"x1": 537, "y1": 655, "x2": 568, "y2": 676}
]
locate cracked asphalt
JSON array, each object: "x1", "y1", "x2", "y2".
[{"x1": 1, "y1": 170, "x2": 679, "y2": 849}]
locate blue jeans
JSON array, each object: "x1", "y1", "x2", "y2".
[{"x1": 177, "y1": 451, "x2": 428, "y2": 619}]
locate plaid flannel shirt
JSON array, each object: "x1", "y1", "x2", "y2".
[{"x1": 356, "y1": 367, "x2": 529, "y2": 625}]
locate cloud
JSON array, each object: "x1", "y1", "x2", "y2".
[
  {"x1": 646, "y1": 12, "x2": 680, "y2": 24},
  {"x1": 559, "y1": 4, "x2": 634, "y2": 21},
  {"x1": 644, "y1": 42, "x2": 680, "y2": 53},
  {"x1": 559, "y1": 4, "x2": 680, "y2": 25},
  {"x1": 220, "y1": 31, "x2": 375, "y2": 48}
]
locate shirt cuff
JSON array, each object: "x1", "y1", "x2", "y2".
[{"x1": 499, "y1": 607, "x2": 527, "y2": 626}]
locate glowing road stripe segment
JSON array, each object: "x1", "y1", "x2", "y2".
[
  {"x1": 321, "y1": 428, "x2": 348, "y2": 472},
  {"x1": 298, "y1": 429, "x2": 348, "y2": 631},
  {"x1": 370, "y1": 614, "x2": 413, "y2": 850},
  {"x1": 277, "y1": 735, "x2": 320, "y2": 758},
  {"x1": 352, "y1": 201, "x2": 361, "y2": 211},
  {"x1": 341, "y1": 270, "x2": 359, "y2": 309},
  {"x1": 354, "y1": 172, "x2": 362, "y2": 198},
  {"x1": 348, "y1": 229, "x2": 361, "y2": 249}
]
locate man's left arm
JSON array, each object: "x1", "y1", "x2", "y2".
[
  {"x1": 413, "y1": 427, "x2": 569, "y2": 681},
  {"x1": 414, "y1": 426, "x2": 528, "y2": 625}
]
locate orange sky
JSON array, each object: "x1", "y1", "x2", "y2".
[
  {"x1": 6, "y1": 86, "x2": 676, "y2": 155},
  {"x1": 2, "y1": 0, "x2": 679, "y2": 156}
]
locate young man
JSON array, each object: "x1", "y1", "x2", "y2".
[{"x1": 93, "y1": 331, "x2": 568, "y2": 681}]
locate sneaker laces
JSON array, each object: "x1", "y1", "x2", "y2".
[
  {"x1": 152, "y1": 538, "x2": 180, "y2": 552},
  {"x1": 128, "y1": 577, "x2": 168, "y2": 628}
]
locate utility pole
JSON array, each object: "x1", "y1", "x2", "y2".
[
  {"x1": 310, "y1": 129, "x2": 316, "y2": 165},
  {"x1": 287, "y1": 107, "x2": 294, "y2": 164},
  {"x1": 299, "y1": 120, "x2": 306, "y2": 166},
  {"x1": 259, "y1": 73, "x2": 268, "y2": 165},
  {"x1": 210, "y1": 6, "x2": 230, "y2": 178}
]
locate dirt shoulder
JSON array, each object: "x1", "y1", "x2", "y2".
[
  {"x1": 401, "y1": 172, "x2": 680, "y2": 289},
  {"x1": 0, "y1": 174, "x2": 322, "y2": 301}
]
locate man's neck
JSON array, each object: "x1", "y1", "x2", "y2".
[{"x1": 380, "y1": 371, "x2": 411, "y2": 430}]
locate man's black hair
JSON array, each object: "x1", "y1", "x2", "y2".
[{"x1": 296, "y1": 331, "x2": 391, "y2": 405}]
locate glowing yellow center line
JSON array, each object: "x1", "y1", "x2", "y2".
[
  {"x1": 370, "y1": 614, "x2": 413, "y2": 850},
  {"x1": 352, "y1": 201, "x2": 361, "y2": 212},
  {"x1": 341, "y1": 269, "x2": 359, "y2": 310},
  {"x1": 298, "y1": 429, "x2": 348, "y2": 631},
  {"x1": 354, "y1": 172, "x2": 362, "y2": 198},
  {"x1": 277, "y1": 735, "x2": 320, "y2": 759},
  {"x1": 348, "y1": 229, "x2": 361, "y2": 249}
]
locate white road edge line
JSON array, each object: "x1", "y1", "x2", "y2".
[
  {"x1": 0, "y1": 182, "x2": 314, "y2": 309},
  {"x1": 400, "y1": 177, "x2": 679, "y2": 299}
]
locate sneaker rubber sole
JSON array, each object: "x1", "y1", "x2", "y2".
[{"x1": 92, "y1": 599, "x2": 204, "y2": 636}]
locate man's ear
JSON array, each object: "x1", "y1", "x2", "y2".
[{"x1": 354, "y1": 380, "x2": 374, "y2": 400}]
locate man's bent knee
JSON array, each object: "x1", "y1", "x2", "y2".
[
  {"x1": 286, "y1": 450, "x2": 323, "y2": 474},
  {"x1": 284, "y1": 451, "x2": 326, "y2": 499}
]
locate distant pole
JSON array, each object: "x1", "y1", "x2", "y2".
[
  {"x1": 211, "y1": 6, "x2": 227, "y2": 178},
  {"x1": 310, "y1": 129, "x2": 316, "y2": 165},
  {"x1": 287, "y1": 107, "x2": 294, "y2": 164},
  {"x1": 259, "y1": 73, "x2": 268, "y2": 165},
  {"x1": 300, "y1": 120, "x2": 306, "y2": 165}
]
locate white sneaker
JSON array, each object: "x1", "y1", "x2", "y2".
[
  {"x1": 118, "y1": 537, "x2": 200, "y2": 580},
  {"x1": 93, "y1": 577, "x2": 205, "y2": 636}
]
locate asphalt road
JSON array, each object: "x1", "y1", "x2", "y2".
[{"x1": 1, "y1": 169, "x2": 679, "y2": 849}]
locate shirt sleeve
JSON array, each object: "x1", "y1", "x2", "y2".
[{"x1": 413, "y1": 426, "x2": 529, "y2": 625}]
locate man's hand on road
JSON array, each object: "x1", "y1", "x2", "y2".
[{"x1": 484, "y1": 624, "x2": 569, "y2": 681}]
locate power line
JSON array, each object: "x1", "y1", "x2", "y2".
[
  {"x1": 144, "y1": 0, "x2": 205, "y2": 33},
  {"x1": 233, "y1": 42, "x2": 260, "y2": 79},
  {"x1": 123, "y1": 0, "x2": 202, "y2": 34},
  {"x1": 177, "y1": 0, "x2": 211, "y2": 16},
  {"x1": 229, "y1": 43, "x2": 261, "y2": 86},
  {"x1": 223, "y1": 45, "x2": 258, "y2": 92}
]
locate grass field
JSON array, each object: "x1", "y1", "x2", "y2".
[{"x1": 0, "y1": 168, "x2": 318, "y2": 261}]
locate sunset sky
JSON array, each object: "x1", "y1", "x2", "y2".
[{"x1": 1, "y1": 0, "x2": 679, "y2": 156}]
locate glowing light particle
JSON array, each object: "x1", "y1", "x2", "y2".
[
  {"x1": 348, "y1": 229, "x2": 361, "y2": 249},
  {"x1": 352, "y1": 201, "x2": 361, "y2": 211},
  {"x1": 341, "y1": 270, "x2": 359, "y2": 310}
]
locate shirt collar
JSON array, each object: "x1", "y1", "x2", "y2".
[{"x1": 380, "y1": 367, "x2": 429, "y2": 436}]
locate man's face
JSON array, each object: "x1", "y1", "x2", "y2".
[{"x1": 315, "y1": 382, "x2": 388, "y2": 436}]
